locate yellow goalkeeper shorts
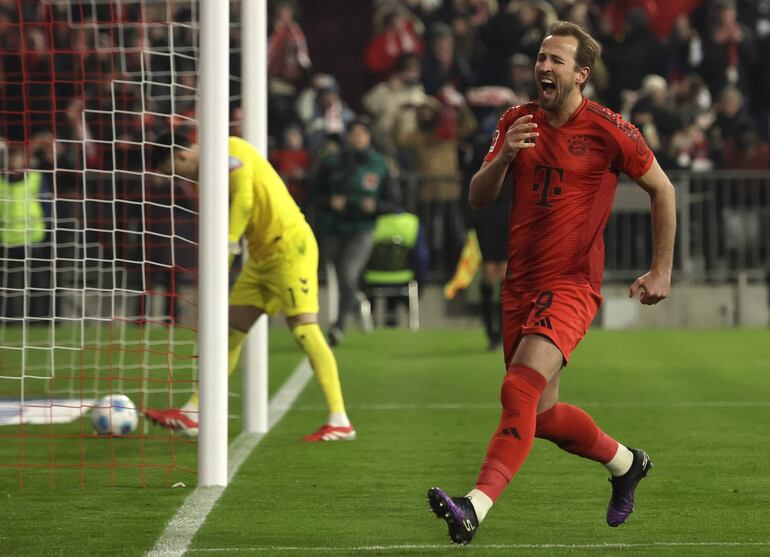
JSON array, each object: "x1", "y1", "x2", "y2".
[{"x1": 229, "y1": 223, "x2": 320, "y2": 317}]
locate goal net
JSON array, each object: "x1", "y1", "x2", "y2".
[{"x1": 0, "y1": 0, "x2": 240, "y2": 486}]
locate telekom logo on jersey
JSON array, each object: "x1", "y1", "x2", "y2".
[{"x1": 531, "y1": 165, "x2": 564, "y2": 208}]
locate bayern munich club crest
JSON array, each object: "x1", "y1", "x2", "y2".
[{"x1": 568, "y1": 135, "x2": 591, "y2": 156}]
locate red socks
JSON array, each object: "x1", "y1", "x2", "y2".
[
  {"x1": 475, "y1": 365, "x2": 546, "y2": 502},
  {"x1": 474, "y1": 369, "x2": 621, "y2": 502},
  {"x1": 535, "y1": 402, "x2": 618, "y2": 464}
]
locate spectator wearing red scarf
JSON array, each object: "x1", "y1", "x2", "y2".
[
  {"x1": 268, "y1": 0, "x2": 311, "y2": 87},
  {"x1": 364, "y1": 5, "x2": 424, "y2": 79}
]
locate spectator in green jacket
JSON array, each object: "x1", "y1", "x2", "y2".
[{"x1": 313, "y1": 116, "x2": 402, "y2": 345}]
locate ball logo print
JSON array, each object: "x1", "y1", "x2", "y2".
[{"x1": 91, "y1": 395, "x2": 138, "y2": 436}]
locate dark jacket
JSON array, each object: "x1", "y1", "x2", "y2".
[{"x1": 314, "y1": 147, "x2": 402, "y2": 235}]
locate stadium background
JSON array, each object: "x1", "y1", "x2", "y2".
[{"x1": 2, "y1": 0, "x2": 768, "y2": 329}]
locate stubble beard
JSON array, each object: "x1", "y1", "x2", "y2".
[{"x1": 540, "y1": 80, "x2": 575, "y2": 112}]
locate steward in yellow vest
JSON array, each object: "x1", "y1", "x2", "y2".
[
  {"x1": 0, "y1": 149, "x2": 50, "y2": 319},
  {"x1": 0, "y1": 168, "x2": 46, "y2": 247}
]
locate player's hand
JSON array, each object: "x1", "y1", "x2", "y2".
[
  {"x1": 629, "y1": 269, "x2": 671, "y2": 305},
  {"x1": 360, "y1": 197, "x2": 376, "y2": 214},
  {"x1": 500, "y1": 114, "x2": 539, "y2": 162},
  {"x1": 330, "y1": 195, "x2": 346, "y2": 211}
]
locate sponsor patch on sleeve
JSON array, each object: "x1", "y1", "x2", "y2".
[
  {"x1": 228, "y1": 155, "x2": 243, "y2": 172},
  {"x1": 488, "y1": 129, "x2": 500, "y2": 153}
]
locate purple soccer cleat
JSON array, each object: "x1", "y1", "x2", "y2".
[
  {"x1": 607, "y1": 448, "x2": 653, "y2": 527},
  {"x1": 427, "y1": 487, "x2": 479, "y2": 544}
]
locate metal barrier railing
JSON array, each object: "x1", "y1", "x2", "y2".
[
  {"x1": 31, "y1": 171, "x2": 770, "y2": 286},
  {"x1": 605, "y1": 170, "x2": 770, "y2": 282},
  {"x1": 399, "y1": 170, "x2": 770, "y2": 283}
]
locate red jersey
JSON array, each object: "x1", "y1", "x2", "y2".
[{"x1": 484, "y1": 98, "x2": 654, "y2": 292}]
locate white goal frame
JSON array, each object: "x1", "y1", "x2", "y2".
[{"x1": 198, "y1": 0, "x2": 269, "y2": 487}]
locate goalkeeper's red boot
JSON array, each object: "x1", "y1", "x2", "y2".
[
  {"x1": 145, "y1": 407, "x2": 199, "y2": 437},
  {"x1": 302, "y1": 423, "x2": 356, "y2": 442}
]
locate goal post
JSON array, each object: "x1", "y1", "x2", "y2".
[
  {"x1": 197, "y1": 0, "x2": 229, "y2": 487},
  {"x1": 240, "y1": 0, "x2": 269, "y2": 436},
  {"x1": 0, "y1": 0, "x2": 262, "y2": 487}
]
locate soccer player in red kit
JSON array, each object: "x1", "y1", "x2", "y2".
[{"x1": 427, "y1": 21, "x2": 676, "y2": 544}]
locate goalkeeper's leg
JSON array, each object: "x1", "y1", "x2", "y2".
[
  {"x1": 145, "y1": 305, "x2": 262, "y2": 436},
  {"x1": 288, "y1": 314, "x2": 355, "y2": 442}
]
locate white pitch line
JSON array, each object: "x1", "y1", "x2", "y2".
[
  {"x1": 185, "y1": 541, "x2": 770, "y2": 553},
  {"x1": 147, "y1": 359, "x2": 313, "y2": 557}
]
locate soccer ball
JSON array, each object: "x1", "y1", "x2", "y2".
[{"x1": 90, "y1": 394, "x2": 138, "y2": 436}]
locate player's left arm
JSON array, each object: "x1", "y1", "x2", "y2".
[{"x1": 629, "y1": 157, "x2": 676, "y2": 305}]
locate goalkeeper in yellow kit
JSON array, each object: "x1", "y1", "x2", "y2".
[{"x1": 145, "y1": 134, "x2": 355, "y2": 441}]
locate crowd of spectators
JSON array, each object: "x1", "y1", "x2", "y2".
[
  {"x1": 0, "y1": 0, "x2": 203, "y2": 310},
  {"x1": 265, "y1": 0, "x2": 770, "y2": 274},
  {"x1": 1, "y1": 0, "x2": 769, "y2": 285}
]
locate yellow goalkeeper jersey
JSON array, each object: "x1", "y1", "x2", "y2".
[{"x1": 227, "y1": 136, "x2": 307, "y2": 261}]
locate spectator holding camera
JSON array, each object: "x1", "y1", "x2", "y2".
[
  {"x1": 362, "y1": 53, "x2": 427, "y2": 156},
  {"x1": 395, "y1": 93, "x2": 477, "y2": 273}
]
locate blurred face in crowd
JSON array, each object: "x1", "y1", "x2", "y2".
[
  {"x1": 535, "y1": 34, "x2": 588, "y2": 111},
  {"x1": 510, "y1": 59, "x2": 533, "y2": 88},
  {"x1": 6, "y1": 148, "x2": 25, "y2": 173},
  {"x1": 567, "y1": 3, "x2": 590, "y2": 28},
  {"x1": 274, "y1": 2, "x2": 295, "y2": 24},
  {"x1": 518, "y1": 2, "x2": 539, "y2": 26},
  {"x1": 718, "y1": 5, "x2": 737, "y2": 26},
  {"x1": 284, "y1": 127, "x2": 304, "y2": 150},
  {"x1": 319, "y1": 90, "x2": 340, "y2": 111},
  {"x1": 674, "y1": 14, "x2": 694, "y2": 37},
  {"x1": 432, "y1": 34, "x2": 454, "y2": 66},
  {"x1": 720, "y1": 88, "x2": 743, "y2": 117},
  {"x1": 400, "y1": 59, "x2": 421, "y2": 85},
  {"x1": 347, "y1": 123, "x2": 371, "y2": 152},
  {"x1": 451, "y1": 16, "x2": 470, "y2": 40}
]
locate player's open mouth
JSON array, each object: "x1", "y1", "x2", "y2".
[{"x1": 539, "y1": 78, "x2": 556, "y2": 100}]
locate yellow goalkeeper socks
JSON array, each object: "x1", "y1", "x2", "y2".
[
  {"x1": 182, "y1": 392, "x2": 198, "y2": 410},
  {"x1": 182, "y1": 327, "x2": 247, "y2": 412},
  {"x1": 228, "y1": 327, "x2": 248, "y2": 376},
  {"x1": 291, "y1": 322, "x2": 349, "y2": 420},
  {"x1": 184, "y1": 325, "x2": 352, "y2": 427}
]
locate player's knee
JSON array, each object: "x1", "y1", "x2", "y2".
[
  {"x1": 287, "y1": 313, "x2": 317, "y2": 330},
  {"x1": 290, "y1": 320, "x2": 322, "y2": 347},
  {"x1": 229, "y1": 305, "x2": 262, "y2": 332},
  {"x1": 500, "y1": 365, "x2": 547, "y2": 408}
]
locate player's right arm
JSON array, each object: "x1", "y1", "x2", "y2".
[
  {"x1": 469, "y1": 112, "x2": 538, "y2": 209},
  {"x1": 227, "y1": 156, "x2": 255, "y2": 266}
]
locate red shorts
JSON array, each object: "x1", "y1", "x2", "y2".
[{"x1": 502, "y1": 281, "x2": 603, "y2": 366}]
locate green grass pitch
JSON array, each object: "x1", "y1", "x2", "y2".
[{"x1": 1, "y1": 327, "x2": 769, "y2": 556}]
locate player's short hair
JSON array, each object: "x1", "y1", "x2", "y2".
[
  {"x1": 147, "y1": 132, "x2": 192, "y2": 171},
  {"x1": 546, "y1": 20, "x2": 601, "y2": 89}
]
